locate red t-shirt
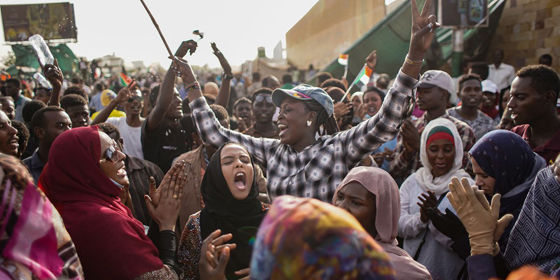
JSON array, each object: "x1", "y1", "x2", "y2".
[{"x1": 511, "y1": 124, "x2": 560, "y2": 164}]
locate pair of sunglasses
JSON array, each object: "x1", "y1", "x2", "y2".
[
  {"x1": 254, "y1": 95, "x2": 272, "y2": 104},
  {"x1": 101, "y1": 141, "x2": 123, "y2": 163}
]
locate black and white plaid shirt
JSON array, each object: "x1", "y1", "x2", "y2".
[{"x1": 191, "y1": 70, "x2": 417, "y2": 202}]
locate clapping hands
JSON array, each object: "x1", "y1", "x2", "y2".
[{"x1": 144, "y1": 160, "x2": 187, "y2": 231}]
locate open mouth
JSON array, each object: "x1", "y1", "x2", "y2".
[
  {"x1": 234, "y1": 172, "x2": 247, "y2": 190},
  {"x1": 116, "y1": 164, "x2": 127, "y2": 178},
  {"x1": 435, "y1": 163, "x2": 447, "y2": 169},
  {"x1": 8, "y1": 137, "x2": 18, "y2": 150},
  {"x1": 277, "y1": 123, "x2": 288, "y2": 136}
]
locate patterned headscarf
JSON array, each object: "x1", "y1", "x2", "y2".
[
  {"x1": 470, "y1": 130, "x2": 547, "y2": 251},
  {"x1": 469, "y1": 130, "x2": 544, "y2": 197},
  {"x1": 505, "y1": 166, "x2": 560, "y2": 273},
  {"x1": 250, "y1": 195, "x2": 396, "y2": 280},
  {"x1": 0, "y1": 154, "x2": 83, "y2": 279}
]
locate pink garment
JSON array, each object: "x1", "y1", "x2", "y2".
[
  {"x1": 412, "y1": 104, "x2": 425, "y2": 118},
  {"x1": 334, "y1": 167, "x2": 431, "y2": 280},
  {"x1": 0, "y1": 152, "x2": 83, "y2": 280}
]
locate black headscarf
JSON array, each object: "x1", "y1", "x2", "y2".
[{"x1": 199, "y1": 142, "x2": 267, "y2": 279}]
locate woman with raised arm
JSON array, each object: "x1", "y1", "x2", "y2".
[
  {"x1": 38, "y1": 126, "x2": 187, "y2": 279},
  {"x1": 170, "y1": 0, "x2": 439, "y2": 202}
]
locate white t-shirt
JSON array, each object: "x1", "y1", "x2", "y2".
[{"x1": 107, "y1": 117, "x2": 144, "y2": 159}]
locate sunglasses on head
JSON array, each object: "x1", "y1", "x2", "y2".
[
  {"x1": 254, "y1": 95, "x2": 272, "y2": 104},
  {"x1": 101, "y1": 141, "x2": 122, "y2": 163}
]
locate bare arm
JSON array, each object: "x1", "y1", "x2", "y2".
[
  {"x1": 145, "y1": 67, "x2": 175, "y2": 132},
  {"x1": 43, "y1": 59, "x2": 63, "y2": 107},
  {"x1": 211, "y1": 43, "x2": 232, "y2": 108},
  {"x1": 91, "y1": 81, "x2": 135, "y2": 125},
  {"x1": 145, "y1": 40, "x2": 198, "y2": 132}
]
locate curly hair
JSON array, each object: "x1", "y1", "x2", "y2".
[
  {"x1": 60, "y1": 94, "x2": 88, "y2": 111},
  {"x1": 458, "y1": 73, "x2": 482, "y2": 92}
]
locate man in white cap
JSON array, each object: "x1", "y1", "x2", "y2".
[
  {"x1": 480, "y1": 79, "x2": 501, "y2": 125},
  {"x1": 447, "y1": 74, "x2": 495, "y2": 140},
  {"x1": 389, "y1": 70, "x2": 476, "y2": 182}
]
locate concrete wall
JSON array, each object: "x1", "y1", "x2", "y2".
[
  {"x1": 286, "y1": 0, "x2": 386, "y2": 70},
  {"x1": 489, "y1": 0, "x2": 560, "y2": 72}
]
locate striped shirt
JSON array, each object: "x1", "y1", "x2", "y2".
[{"x1": 190, "y1": 70, "x2": 416, "y2": 202}]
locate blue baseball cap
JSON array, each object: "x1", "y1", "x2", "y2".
[{"x1": 272, "y1": 84, "x2": 334, "y2": 117}]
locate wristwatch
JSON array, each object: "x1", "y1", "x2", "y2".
[{"x1": 222, "y1": 73, "x2": 234, "y2": 80}]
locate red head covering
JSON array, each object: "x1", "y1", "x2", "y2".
[{"x1": 38, "y1": 126, "x2": 163, "y2": 279}]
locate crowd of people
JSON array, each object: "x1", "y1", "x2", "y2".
[{"x1": 1, "y1": 0, "x2": 560, "y2": 279}]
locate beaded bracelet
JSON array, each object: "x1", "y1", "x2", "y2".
[
  {"x1": 185, "y1": 81, "x2": 201, "y2": 91},
  {"x1": 405, "y1": 56, "x2": 424, "y2": 66}
]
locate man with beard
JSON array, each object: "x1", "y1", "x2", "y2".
[
  {"x1": 509, "y1": 65, "x2": 560, "y2": 164},
  {"x1": 92, "y1": 82, "x2": 145, "y2": 159},
  {"x1": 243, "y1": 88, "x2": 280, "y2": 139}
]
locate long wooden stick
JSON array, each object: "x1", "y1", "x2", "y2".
[{"x1": 140, "y1": 0, "x2": 174, "y2": 59}]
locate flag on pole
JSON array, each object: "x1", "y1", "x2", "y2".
[
  {"x1": 340, "y1": 65, "x2": 373, "y2": 102},
  {"x1": 338, "y1": 54, "x2": 348, "y2": 66},
  {"x1": 119, "y1": 72, "x2": 132, "y2": 87},
  {"x1": 352, "y1": 65, "x2": 372, "y2": 89}
]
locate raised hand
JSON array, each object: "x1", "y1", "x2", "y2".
[
  {"x1": 417, "y1": 190, "x2": 438, "y2": 223},
  {"x1": 43, "y1": 59, "x2": 63, "y2": 90},
  {"x1": 115, "y1": 81, "x2": 136, "y2": 104},
  {"x1": 211, "y1": 42, "x2": 232, "y2": 75},
  {"x1": 333, "y1": 102, "x2": 352, "y2": 120},
  {"x1": 447, "y1": 177, "x2": 513, "y2": 255},
  {"x1": 144, "y1": 160, "x2": 187, "y2": 231},
  {"x1": 401, "y1": 119, "x2": 421, "y2": 153},
  {"x1": 175, "y1": 40, "x2": 198, "y2": 58},
  {"x1": 199, "y1": 229, "x2": 237, "y2": 280},
  {"x1": 409, "y1": 0, "x2": 440, "y2": 60},
  {"x1": 172, "y1": 56, "x2": 197, "y2": 84},
  {"x1": 365, "y1": 50, "x2": 377, "y2": 71}
]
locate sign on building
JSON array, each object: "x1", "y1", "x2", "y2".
[
  {"x1": 1, "y1": 3, "x2": 77, "y2": 43},
  {"x1": 438, "y1": 0, "x2": 489, "y2": 27}
]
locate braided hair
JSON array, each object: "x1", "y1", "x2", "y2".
[{"x1": 302, "y1": 99, "x2": 339, "y2": 136}]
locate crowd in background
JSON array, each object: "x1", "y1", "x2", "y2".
[{"x1": 0, "y1": 0, "x2": 560, "y2": 279}]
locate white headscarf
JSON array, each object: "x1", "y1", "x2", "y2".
[
  {"x1": 415, "y1": 118, "x2": 470, "y2": 195},
  {"x1": 350, "y1": 91, "x2": 364, "y2": 103}
]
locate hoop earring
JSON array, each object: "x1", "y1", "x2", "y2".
[{"x1": 306, "y1": 120, "x2": 312, "y2": 127}]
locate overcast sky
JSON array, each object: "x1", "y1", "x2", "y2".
[{"x1": 0, "y1": 0, "x2": 320, "y2": 68}]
